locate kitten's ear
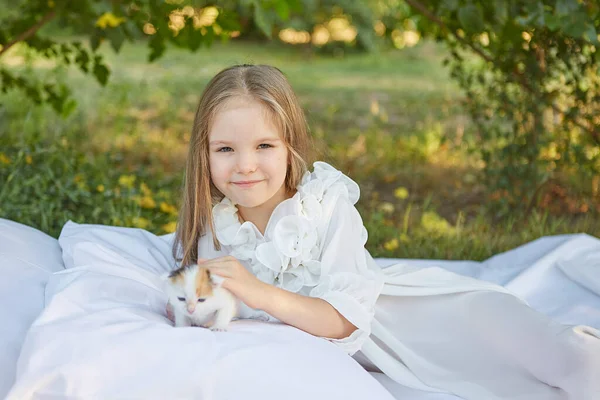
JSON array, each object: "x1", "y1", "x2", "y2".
[
  {"x1": 160, "y1": 272, "x2": 171, "y2": 281},
  {"x1": 210, "y1": 273, "x2": 225, "y2": 287}
]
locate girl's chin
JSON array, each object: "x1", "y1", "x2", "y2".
[{"x1": 231, "y1": 197, "x2": 267, "y2": 209}]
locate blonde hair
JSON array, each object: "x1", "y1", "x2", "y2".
[{"x1": 172, "y1": 64, "x2": 313, "y2": 267}]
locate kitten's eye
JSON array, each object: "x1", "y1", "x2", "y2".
[
  {"x1": 177, "y1": 297, "x2": 185, "y2": 302},
  {"x1": 197, "y1": 298, "x2": 206, "y2": 303}
]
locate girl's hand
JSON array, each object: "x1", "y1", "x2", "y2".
[{"x1": 200, "y1": 256, "x2": 266, "y2": 309}]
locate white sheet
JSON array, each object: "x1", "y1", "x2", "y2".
[
  {"x1": 379, "y1": 233, "x2": 600, "y2": 329},
  {"x1": 2, "y1": 219, "x2": 599, "y2": 400},
  {"x1": 0, "y1": 219, "x2": 64, "y2": 399},
  {"x1": 6, "y1": 221, "x2": 395, "y2": 400}
]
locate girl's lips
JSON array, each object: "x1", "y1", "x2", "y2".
[{"x1": 232, "y1": 180, "x2": 263, "y2": 188}]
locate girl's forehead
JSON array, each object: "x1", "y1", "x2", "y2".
[{"x1": 209, "y1": 98, "x2": 283, "y2": 142}]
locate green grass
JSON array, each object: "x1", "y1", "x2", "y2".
[{"x1": 1, "y1": 39, "x2": 599, "y2": 260}]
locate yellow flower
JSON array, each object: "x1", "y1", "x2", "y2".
[
  {"x1": 25, "y1": 155, "x2": 33, "y2": 165},
  {"x1": 131, "y1": 217, "x2": 150, "y2": 229},
  {"x1": 0, "y1": 153, "x2": 10, "y2": 165},
  {"x1": 399, "y1": 233, "x2": 410, "y2": 243},
  {"x1": 383, "y1": 238, "x2": 399, "y2": 251},
  {"x1": 420, "y1": 211, "x2": 455, "y2": 236},
  {"x1": 162, "y1": 221, "x2": 177, "y2": 233},
  {"x1": 139, "y1": 196, "x2": 156, "y2": 209},
  {"x1": 160, "y1": 201, "x2": 178, "y2": 215},
  {"x1": 378, "y1": 202, "x2": 395, "y2": 214},
  {"x1": 73, "y1": 174, "x2": 83, "y2": 183},
  {"x1": 96, "y1": 12, "x2": 126, "y2": 29},
  {"x1": 140, "y1": 182, "x2": 152, "y2": 196},
  {"x1": 394, "y1": 187, "x2": 409, "y2": 200},
  {"x1": 118, "y1": 174, "x2": 136, "y2": 188},
  {"x1": 96, "y1": 184, "x2": 105, "y2": 193}
]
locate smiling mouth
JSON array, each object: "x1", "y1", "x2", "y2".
[{"x1": 232, "y1": 180, "x2": 263, "y2": 188}]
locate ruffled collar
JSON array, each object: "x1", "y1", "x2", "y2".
[{"x1": 212, "y1": 161, "x2": 360, "y2": 292}]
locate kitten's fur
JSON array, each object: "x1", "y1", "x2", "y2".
[{"x1": 165, "y1": 264, "x2": 237, "y2": 331}]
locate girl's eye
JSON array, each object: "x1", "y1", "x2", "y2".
[
  {"x1": 258, "y1": 143, "x2": 273, "y2": 149},
  {"x1": 177, "y1": 297, "x2": 185, "y2": 302},
  {"x1": 217, "y1": 147, "x2": 233, "y2": 152},
  {"x1": 197, "y1": 298, "x2": 206, "y2": 303}
]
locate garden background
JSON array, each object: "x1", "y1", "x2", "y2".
[{"x1": 1, "y1": 0, "x2": 599, "y2": 260}]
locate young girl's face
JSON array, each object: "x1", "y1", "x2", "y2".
[{"x1": 208, "y1": 97, "x2": 289, "y2": 209}]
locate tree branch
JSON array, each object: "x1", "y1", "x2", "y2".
[
  {"x1": 404, "y1": 0, "x2": 600, "y2": 145},
  {"x1": 0, "y1": 10, "x2": 56, "y2": 58}
]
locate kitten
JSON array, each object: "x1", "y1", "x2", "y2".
[{"x1": 165, "y1": 264, "x2": 237, "y2": 331}]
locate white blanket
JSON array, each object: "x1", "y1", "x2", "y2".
[
  {"x1": 2, "y1": 219, "x2": 600, "y2": 400},
  {"x1": 6, "y1": 221, "x2": 395, "y2": 400},
  {"x1": 0, "y1": 219, "x2": 64, "y2": 398}
]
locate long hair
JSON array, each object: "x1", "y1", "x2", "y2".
[{"x1": 172, "y1": 64, "x2": 313, "y2": 267}]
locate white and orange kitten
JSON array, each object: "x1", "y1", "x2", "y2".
[{"x1": 165, "y1": 264, "x2": 237, "y2": 331}]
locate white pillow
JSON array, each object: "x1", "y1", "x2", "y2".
[
  {"x1": 8, "y1": 221, "x2": 394, "y2": 400},
  {"x1": 0, "y1": 218, "x2": 65, "y2": 399}
]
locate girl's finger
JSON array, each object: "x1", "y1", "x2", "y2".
[
  {"x1": 210, "y1": 256, "x2": 238, "y2": 264},
  {"x1": 206, "y1": 266, "x2": 233, "y2": 278},
  {"x1": 198, "y1": 258, "x2": 224, "y2": 267}
]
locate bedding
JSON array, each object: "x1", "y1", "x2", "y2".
[
  {"x1": 2, "y1": 219, "x2": 599, "y2": 399},
  {"x1": 5, "y1": 221, "x2": 395, "y2": 400},
  {"x1": 0, "y1": 219, "x2": 64, "y2": 398}
]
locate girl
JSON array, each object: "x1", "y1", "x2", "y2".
[{"x1": 171, "y1": 64, "x2": 600, "y2": 400}]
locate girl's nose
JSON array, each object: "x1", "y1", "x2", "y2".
[{"x1": 236, "y1": 152, "x2": 257, "y2": 174}]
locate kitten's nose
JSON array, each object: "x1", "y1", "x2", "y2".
[{"x1": 187, "y1": 304, "x2": 196, "y2": 313}]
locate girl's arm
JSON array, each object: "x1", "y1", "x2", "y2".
[
  {"x1": 254, "y1": 281, "x2": 358, "y2": 339},
  {"x1": 202, "y1": 256, "x2": 358, "y2": 339}
]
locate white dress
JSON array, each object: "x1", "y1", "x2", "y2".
[{"x1": 203, "y1": 162, "x2": 600, "y2": 400}]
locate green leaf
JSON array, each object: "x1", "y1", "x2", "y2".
[
  {"x1": 287, "y1": 0, "x2": 303, "y2": 13},
  {"x1": 92, "y1": 58, "x2": 110, "y2": 86},
  {"x1": 75, "y1": 48, "x2": 90, "y2": 73},
  {"x1": 458, "y1": 4, "x2": 484, "y2": 33},
  {"x1": 61, "y1": 98, "x2": 77, "y2": 118},
  {"x1": 90, "y1": 31, "x2": 102, "y2": 51},
  {"x1": 494, "y1": 2, "x2": 508, "y2": 24},
  {"x1": 106, "y1": 27, "x2": 125, "y2": 53},
  {"x1": 516, "y1": 1, "x2": 544, "y2": 27},
  {"x1": 555, "y1": 0, "x2": 580, "y2": 16},
  {"x1": 183, "y1": 22, "x2": 203, "y2": 51},
  {"x1": 252, "y1": 1, "x2": 273, "y2": 38},
  {"x1": 584, "y1": 24, "x2": 599, "y2": 44},
  {"x1": 148, "y1": 34, "x2": 166, "y2": 62},
  {"x1": 0, "y1": 29, "x2": 7, "y2": 46},
  {"x1": 562, "y1": 11, "x2": 588, "y2": 38},
  {"x1": 544, "y1": 12, "x2": 561, "y2": 30},
  {"x1": 216, "y1": 10, "x2": 242, "y2": 32},
  {"x1": 274, "y1": 0, "x2": 290, "y2": 20},
  {"x1": 440, "y1": 0, "x2": 459, "y2": 12}
]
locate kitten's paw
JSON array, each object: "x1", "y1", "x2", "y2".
[{"x1": 209, "y1": 326, "x2": 227, "y2": 332}]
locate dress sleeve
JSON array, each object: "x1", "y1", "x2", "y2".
[{"x1": 309, "y1": 196, "x2": 384, "y2": 355}]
